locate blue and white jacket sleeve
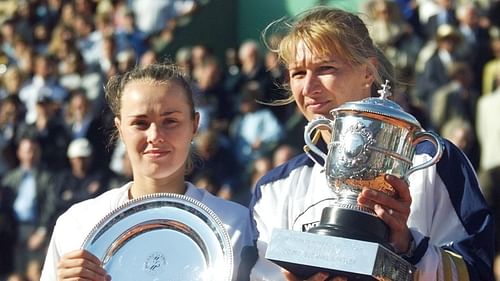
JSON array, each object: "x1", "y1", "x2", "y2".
[{"x1": 406, "y1": 140, "x2": 494, "y2": 281}]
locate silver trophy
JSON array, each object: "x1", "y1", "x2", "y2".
[{"x1": 266, "y1": 81, "x2": 444, "y2": 280}]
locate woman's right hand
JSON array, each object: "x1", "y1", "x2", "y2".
[
  {"x1": 283, "y1": 270, "x2": 347, "y2": 281},
  {"x1": 57, "y1": 249, "x2": 110, "y2": 281}
]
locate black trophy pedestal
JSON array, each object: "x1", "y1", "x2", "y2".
[
  {"x1": 265, "y1": 207, "x2": 415, "y2": 280},
  {"x1": 308, "y1": 206, "x2": 391, "y2": 249}
]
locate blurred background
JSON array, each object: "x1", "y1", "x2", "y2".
[{"x1": 0, "y1": 0, "x2": 499, "y2": 280}]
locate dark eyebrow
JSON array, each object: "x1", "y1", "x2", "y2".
[
  {"x1": 160, "y1": 110, "x2": 183, "y2": 116},
  {"x1": 125, "y1": 110, "x2": 183, "y2": 118}
]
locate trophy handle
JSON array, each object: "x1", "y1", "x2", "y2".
[
  {"x1": 405, "y1": 131, "x2": 444, "y2": 177},
  {"x1": 304, "y1": 116, "x2": 333, "y2": 166}
]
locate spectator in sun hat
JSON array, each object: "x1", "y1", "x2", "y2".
[
  {"x1": 47, "y1": 137, "x2": 109, "y2": 233},
  {"x1": 415, "y1": 24, "x2": 466, "y2": 109},
  {"x1": 66, "y1": 138, "x2": 92, "y2": 159}
]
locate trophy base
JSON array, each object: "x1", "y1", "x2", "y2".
[
  {"x1": 309, "y1": 206, "x2": 391, "y2": 249},
  {"x1": 265, "y1": 229, "x2": 415, "y2": 281}
]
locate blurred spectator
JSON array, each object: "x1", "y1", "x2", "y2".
[
  {"x1": 24, "y1": 259, "x2": 40, "y2": 281},
  {"x1": 482, "y1": 35, "x2": 500, "y2": 96},
  {"x1": 0, "y1": 66, "x2": 26, "y2": 99},
  {"x1": 487, "y1": 1, "x2": 500, "y2": 28},
  {"x1": 11, "y1": 1, "x2": 36, "y2": 45},
  {"x1": 476, "y1": 69, "x2": 500, "y2": 172},
  {"x1": 47, "y1": 24, "x2": 76, "y2": 63},
  {"x1": 415, "y1": 24, "x2": 464, "y2": 108},
  {"x1": 189, "y1": 129, "x2": 240, "y2": 200},
  {"x1": 107, "y1": 145, "x2": 132, "y2": 190},
  {"x1": 16, "y1": 95, "x2": 71, "y2": 172},
  {"x1": 424, "y1": 0, "x2": 458, "y2": 40},
  {"x1": 59, "y1": 1, "x2": 76, "y2": 28},
  {"x1": 73, "y1": 0, "x2": 96, "y2": 19},
  {"x1": 97, "y1": 33, "x2": 118, "y2": 77},
  {"x1": 32, "y1": 23, "x2": 50, "y2": 54},
  {"x1": 279, "y1": 106, "x2": 308, "y2": 153},
  {"x1": 73, "y1": 14, "x2": 103, "y2": 68},
  {"x1": 175, "y1": 46, "x2": 193, "y2": 77},
  {"x1": 191, "y1": 44, "x2": 212, "y2": 71},
  {"x1": 1, "y1": 137, "x2": 55, "y2": 275},
  {"x1": 0, "y1": 184, "x2": 16, "y2": 279},
  {"x1": 229, "y1": 82, "x2": 283, "y2": 171},
  {"x1": 129, "y1": 0, "x2": 198, "y2": 37},
  {"x1": 0, "y1": 19, "x2": 17, "y2": 63},
  {"x1": 365, "y1": 0, "x2": 424, "y2": 85},
  {"x1": 234, "y1": 40, "x2": 272, "y2": 99},
  {"x1": 476, "y1": 71, "x2": 500, "y2": 260},
  {"x1": 139, "y1": 49, "x2": 158, "y2": 67},
  {"x1": 430, "y1": 61, "x2": 478, "y2": 133},
  {"x1": 0, "y1": 0, "x2": 16, "y2": 24},
  {"x1": 40, "y1": 0, "x2": 64, "y2": 31},
  {"x1": 116, "y1": 48, "x2": 137, "y2": 74},
  {"x1": 224, "y1": 47, "x2": 240, "y2": 77},
  {"x1": 114, "y1": 7, "x2": 148, "y2": 58},
  {"x1": 58, "y1": 50, "x2": 104, "y2": 110},
  {"x1": 5, "y1": 272, "x2": 30, "y2": 281},
  {"x1": 192, "y1": 55, "x2": 232, "y2": 133},
  {"x1": 441, "y1": 117, "x2": 479, "y2": 168},
  {"x1": 225, "y1": 40, "x2": 273, "y2": 121},
  {"x1": 0, "y1": 95, "x2": 24, "y2": 175},
  {"x1": 11, "y1": 36, "x2": 34, "y2": 76},
  {"x1": 49, "y1": 138, "x2": 108, "y2": 229},
  {"x1": 272, "y1": 144, "x2": 298, "y2": 168},
  {"x1": 455, "y1": 2, "x2": 492, "y2": 92},
  {"x1": 249, "y1": 156, "x2": 272, "y2": 192},
  {"x1": 64, "y1": 90, "x2": 114, "y2": 172},
  {"x1": 18, "y1": 53, "x2": 67, "y2": 124}
]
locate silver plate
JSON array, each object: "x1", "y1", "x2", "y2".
[{"x1": 82, "y1": 193, "x2": 233, "y2": 281}]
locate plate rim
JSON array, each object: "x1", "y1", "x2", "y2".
[{"x1": 81, "y1": 192, "x2": 234, "y2": 280}]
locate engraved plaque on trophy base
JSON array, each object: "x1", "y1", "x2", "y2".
[{"x1": 265, "y1": 229, "x2": 415, "y2": 281}]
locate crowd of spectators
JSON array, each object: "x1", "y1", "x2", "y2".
[{"x1": 0, "y1": 0, "x2": 499, "y2": 280}]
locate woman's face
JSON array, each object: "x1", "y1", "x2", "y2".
[
  {"x1": 115, "y1": 81, "x2": 198, "y2": 180},
  {"x1": 288, "y1": 42, "x2": 374, "y2": 121}
]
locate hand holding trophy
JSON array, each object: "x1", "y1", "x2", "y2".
[{"x1": 266, "y1": 81, "x2": 444, "y2": 281}]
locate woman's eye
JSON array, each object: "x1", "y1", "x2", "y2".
[
  {"x1": 290, "y1": 70, "x2": 305, "y2": 78},
  {"x1": 163, "y1": 119, "x2": 178, "y2": 126},
  {"x1": 132, "y1": 120, "x2": 148, "y2": 128},
  {"x1": 317, "y1": 65, "x2": 336, "y2": 73}
]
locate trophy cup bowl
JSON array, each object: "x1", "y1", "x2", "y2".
[{"x1": 265, "y1": 82, "x2": 444, "y2": 280}]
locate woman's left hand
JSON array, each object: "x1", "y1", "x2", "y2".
[{"x1": 357, "y1": 174, "x2": 412, "y2": 254}]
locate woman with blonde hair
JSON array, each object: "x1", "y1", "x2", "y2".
[{"x1": 250, "y1": 6, "x2": 493, "y2": 281}]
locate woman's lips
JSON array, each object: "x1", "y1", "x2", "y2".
[
  {"x1": 306, "y1": 100, "x2": 329, "y2": 112},
  {"x1": 144, "y1": 149, "x2": 168, "y2": 157}
]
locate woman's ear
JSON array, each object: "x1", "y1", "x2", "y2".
[
  {"x1": 364, "y1": 57, "x2": 378, "y2": 85},
  {"x1": 192, "y1": 112, "x2": 200, "y2": 135},
  {"x1": 114, "y1": 117, "x2": 123, "y2": 140}
]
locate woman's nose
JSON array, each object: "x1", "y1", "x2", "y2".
[
  {"x1": 147, "y1": 123, "x2": 164, "y2": 144},
  {"x1": 302, "y1": 72, "x2": 321, "y2": 96}
]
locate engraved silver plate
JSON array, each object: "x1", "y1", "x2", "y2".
[{"x1": 82, "y1": 193, "x2": 233, "y2": 281}]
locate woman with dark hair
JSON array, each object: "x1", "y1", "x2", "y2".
[{"x1": 41, "y1": 63, "x2": 257, "y2": 281}]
